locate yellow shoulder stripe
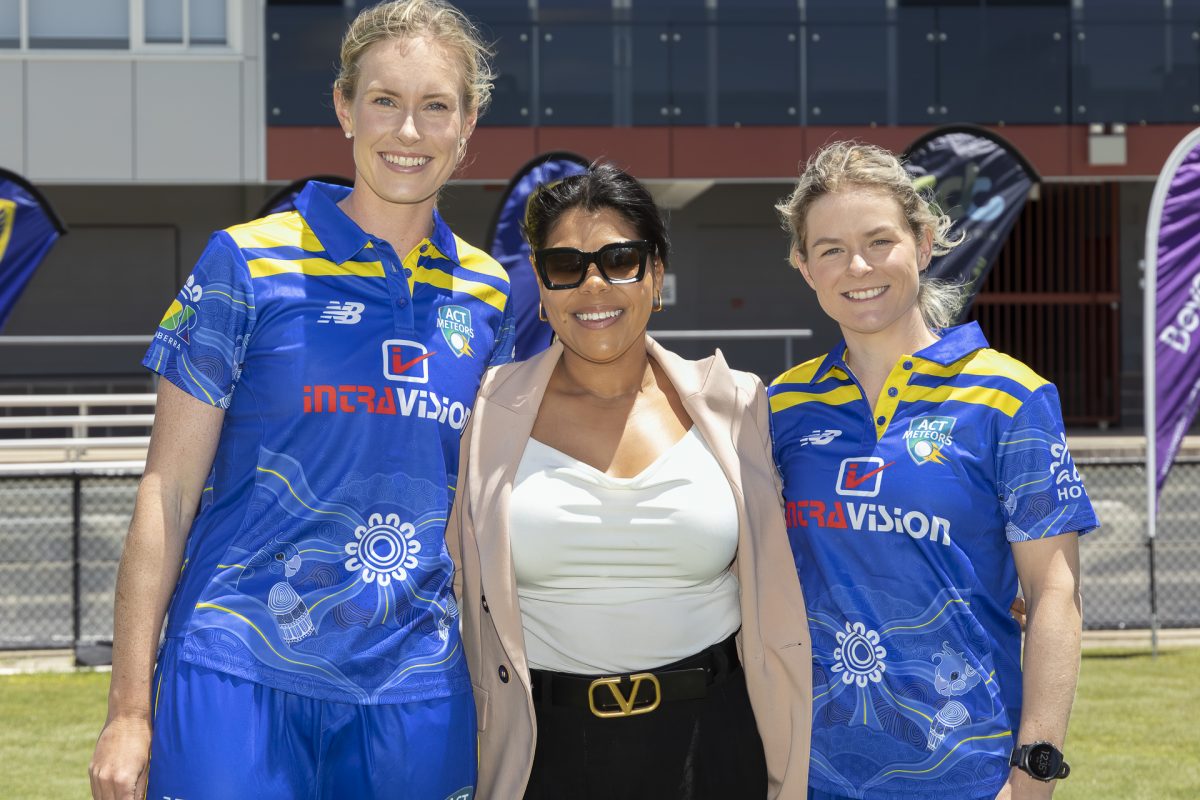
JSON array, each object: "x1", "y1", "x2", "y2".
[
  {"x1": 770, "y1": 384, "x2": 861, "y2": 413},
  {"x1": 966, "y1": 349, "x2": 1047, "y2": 392},
  {"x1": 409, "y1": 264, "x2": 506, "y2": 311},
  {"x1": 916, "y1": 350, "x2": 1047, "y2": 393},
  {"x1": 247, "y1": 257, "x2": 385, "y2": 279},
  {"x1": 771, "y1": 356, "x2": 826, "y2": 387},
  {"x1": 227, "y1": 213, "x2": 325, "y2": 253},
  {"x1": 454, "y1": 236, "x2": 510, "y2": 284},
  {"x1": 905, "y1": 383, "x2": 1024, "y2": 417}
]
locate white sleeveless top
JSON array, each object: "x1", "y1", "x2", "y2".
[{"x1": 509, "y1": 426, "x2": 741, "y2": 674}]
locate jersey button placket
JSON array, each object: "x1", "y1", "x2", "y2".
[
  {"x1": 376, "y1": 239, "x2": 416, "y2": 333},
  {"x1": 873, "y1": 364, "x2": 907, "y2": 440}
]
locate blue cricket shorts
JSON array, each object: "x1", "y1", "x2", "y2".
[{"x1": 146, "y1": 638, "x2": 476, "y2": 799}]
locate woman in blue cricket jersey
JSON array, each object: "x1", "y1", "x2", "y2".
[
  {"x1": 770, "y1": 142, "x2": 1097, "y2": 800},
  {"x1": 90, "y1": 3, "x2": 513, "y2": 799}
]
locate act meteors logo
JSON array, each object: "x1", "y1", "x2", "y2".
[
  {"x1": 0, "y1": 199, "x2": 15, "y2": 262},
  {"x1": 436, "y1": 305, "x2": 475, "y2": 358},
  {"x1": 904, "y1": 415, "x2": 956, "y2": 465}
]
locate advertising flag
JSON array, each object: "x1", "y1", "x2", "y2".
[
  {"x1": 903, "y1": 125, "x2": 1039, "y2": 320},
  {"x1": 1145, "y1": 127, "x2": 1200, "y2": 503},
  {"x1": 256, "y1": 175, "x2": 353, "y2": 218},
  {"x1": 486, "y1": 151, "x2": 589, "y2": 360},
  {"x1": 0, "y1": 168, "x2": 67, "y2": 330}
]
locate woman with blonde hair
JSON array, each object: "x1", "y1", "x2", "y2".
[
  {"x1": 770, "y1": 141, "x2": 1096, "y2": 800},
  {"x1": 90, "y1": 2, "x2": 512, "y2": 797}
]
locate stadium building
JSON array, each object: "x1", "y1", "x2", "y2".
[{"x1": 0, "y1": 0, "x2": 1194, "y2": 428}]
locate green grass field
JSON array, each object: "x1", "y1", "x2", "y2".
[{"x1": 1, "y1": 649, "x2": 1197, "y2": 799}]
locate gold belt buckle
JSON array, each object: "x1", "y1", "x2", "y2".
[{"x1": 587, "y1": 673, "x2": 662, "y2": 718}]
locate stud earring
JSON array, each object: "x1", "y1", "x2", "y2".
[{"x1": 345, "y1": 131, "x2": 353, "y2": 140}]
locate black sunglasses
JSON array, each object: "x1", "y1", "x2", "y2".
[{"x1": 532, "y1": 240, "x2": 654, "y2": 290}]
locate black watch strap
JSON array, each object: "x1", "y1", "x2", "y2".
[{"x1": 1010, "y1": 741, "x2": 1070, "y2": 781}]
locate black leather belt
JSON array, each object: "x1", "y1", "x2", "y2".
[{"x1": 529, "y1": 633, "x2": 740, "y2": 718}]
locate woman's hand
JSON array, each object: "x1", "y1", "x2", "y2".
[
  {"x1": 89, "y1": 715, "x2": 152, "y2": 800},
  {"x1": 1010, "y1": 595, "x2": 1027, "y2": 630},
  {"x1": 994, "y1": 768, "x2": 1056, "y2": 800}
]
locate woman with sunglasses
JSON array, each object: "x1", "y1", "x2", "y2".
[{"x1": 448, "y1": 162, "x2": 812, "y2": 798}]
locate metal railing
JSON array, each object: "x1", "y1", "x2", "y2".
[
  {"x1": 0, "y1": 393, "x2": 155, "y2": 462},
  {"x1": 0, "y1": 336, "x2": 150, "y2": 346},
  {"x1": 0, "y1": 329, "x2": 814, "y2": 469},
  {"x1": 1, "y1": 455, "x2": 1197, "y2": 655},
  {"x1": 650, "y1": 328, "x2": 813, "y2": 371}
]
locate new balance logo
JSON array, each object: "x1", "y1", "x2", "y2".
[
  {"x1": 797, "y1": 429, "x2": 842, "y2": 447},
  {"x1": 318, "y1": 301, "x2": 365, "y2": 325}
]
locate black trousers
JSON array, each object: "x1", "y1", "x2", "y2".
[{"x1": 523, "y1": 645, "x2": 768, "y2": 800}]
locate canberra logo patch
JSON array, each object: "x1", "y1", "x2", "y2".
[
  {"x1": 437, "y1": 304, "x2": 475, "y2": 358},
  {"x1": 158, "y1": 275, "x2": 203, "y2": 345},
  {"x1": 903, "y1": 415, "x2": 956, "y2": 465}
]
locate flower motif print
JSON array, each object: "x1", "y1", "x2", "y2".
[
  {"x1": 831, "y1": 621, "x2": 888, "y2": 687},
  {"x1": 344, "y1": 512, "x2": 421, "y2": 587}
]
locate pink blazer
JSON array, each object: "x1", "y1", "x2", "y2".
[{"x1": 448, "y1": 336, "x2": 812, "y2": 798}]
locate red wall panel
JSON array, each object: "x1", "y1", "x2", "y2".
[{"x1": 267, "y1": 124, "x2": 1184, "y2": 182}]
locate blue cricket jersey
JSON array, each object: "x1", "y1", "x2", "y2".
[
  {"x1": 143, "y1": 181, "x2": 515, "y2": 705},
  {"x1": 769, "y1": 323, "x2": 1096, "y2": 800}
]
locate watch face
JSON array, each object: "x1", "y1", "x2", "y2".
[{"x1": 1028, "y1": 743, "x2": 1061, "y2": 779}]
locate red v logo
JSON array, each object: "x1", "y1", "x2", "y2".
[
  {"x1": 844, "y1": 461, "x2": 893, "y2": 489},
  {"x1": 391, "y1": 350, "x2": 435, "y2": 375}
]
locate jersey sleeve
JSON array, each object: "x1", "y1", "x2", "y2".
[
  {"x1": 486, "y1": 289, "x2": 517, "y2": 367},
  {"x1": 141, "y1": 231, "x2": 257, "y2": 408},
  {"x1": 996, "y1": 384, "x2": 1099, "y2": 542}
]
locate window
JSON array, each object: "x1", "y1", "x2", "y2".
[
  {"x1": 0, "y1": 0, "x2": 18, "y2": 49},
  {"x1": 31, "y1": 0, "x2": 129, "y2": 49},
  {"x1": 145, "y1": 0, "x2": 228, "y2": 46},
  {"x1": 190, "y1": 0, "x2": 227, "y2": 45},
  {"x1": 146, "y1": 0, "x2": 184, "y2": 44},
  {"x1": 2, "y1": 0, "x2": 231, "y2": 51}
]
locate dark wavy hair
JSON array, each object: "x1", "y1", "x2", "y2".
[{"x1": 522, "y1": 162, "x2": 670, "y2": 270}]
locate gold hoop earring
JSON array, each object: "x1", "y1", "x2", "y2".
[
  {"x1": 652, "y1": 292, "x2": 664, "y2": 312},
  {"x1": 538, "y1": 303, "x2": 548, "y2": 322}
]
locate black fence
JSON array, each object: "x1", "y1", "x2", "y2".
[
  {"x1": 0, "y1": 471, "x2": 136, "y2": 654},
  {"x1": 1, "y1": 458, "x2": 1197, "y2": 654}
]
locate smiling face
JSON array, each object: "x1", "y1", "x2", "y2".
[
  {"x1": 796, "y1": 186, "x2": 933, "y2": 342},
  {"x1": 537, "y1": 206, "x2": 663, "y2": 366},
  {"x1": 334, "y1": 36, "x2": 476, "y2": 213}
]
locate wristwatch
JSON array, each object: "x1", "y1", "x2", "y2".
[{"x1": 1010, "y1": 741, "x2": 1071, "y2": 781}]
